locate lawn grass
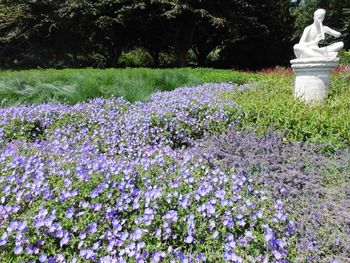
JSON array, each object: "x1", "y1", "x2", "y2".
[{"x1": 0, "y1": 68, "x2": 256, "y2": 106}]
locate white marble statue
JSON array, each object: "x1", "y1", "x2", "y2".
[{"x1": 293, "y1": 9, "x2": 344, "y2": 59}]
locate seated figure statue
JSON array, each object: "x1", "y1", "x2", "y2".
[{"x1": 293, "y1": 9, "x2": 344, "y2": 59}]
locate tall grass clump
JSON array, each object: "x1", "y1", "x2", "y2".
[{"x1": 0, "y1": 68, "x2": 256, "y2": 106}]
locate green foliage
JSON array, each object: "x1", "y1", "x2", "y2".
[
  {"x1": 222, "y1": 70, "x2": 350, "y2": 149},
  {"x1": 0, "y1": 68, "x2": 255, "y2": 105},
  {"x1": 1, "y1": 67, "x2": 348, "y2": 150},
  {"x1": 2, "y1": 119, "x2": 46, "y2": 142},
  {"x1": 221, "y1": 0, "x2": 295, "y2": 69},
  {"x1": 158, "y1": 52, "x2": 177, "y2": 67},
  {"x1": 340, "y1": 50, "x2": 350, "y2": 64},
  {"x1": 0, "y1": 0, "x2": 295, "y2": 69},
  {"x1": 118, "y1": 48, "x2": 154, "y2": 67}
]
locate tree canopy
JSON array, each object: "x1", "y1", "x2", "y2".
[{"x1": 0, "y1": 0, "x2": 348, "y2": 69}]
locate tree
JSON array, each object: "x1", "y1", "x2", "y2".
[
  {"x1": 55, "y1": 0, "x2": 128, "y2": 67},
  {"x1": 0, "y1": 0, "x2": 132, "y2": 68},
  {"x1": 0, "y1": 0, "x2": 65, "y2": 68},
  {"x1": 130, "y1": 0, "x2": 228, "y2": 67},
  {"x1": 219, "y1": 0, "x2": 295, "y2": 69},
  {"x1": 0, "y1": 0, "x2": 301, "y2": 69}
]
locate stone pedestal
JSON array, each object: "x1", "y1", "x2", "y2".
[{"x1": 290, "y1": 57, "x2": 339, "y2": 103}]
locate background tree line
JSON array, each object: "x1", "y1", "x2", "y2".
[{"x1": 0, "y1": 0, "x2": 349, "y2": 70}]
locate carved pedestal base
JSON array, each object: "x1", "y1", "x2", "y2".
[{"x1": 290, "y1": 58, "x2": 339, "y2": 103}]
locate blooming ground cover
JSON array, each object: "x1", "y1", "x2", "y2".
[
  {"x1": 0, "y1": 83, "x2": 297, "y2": 262},
  {"x1": 0, "y1": 81, "x2": 348, "y2": 262},
  {"x1": 191, "y1": 130, "x2": 350, "y2": 262}
]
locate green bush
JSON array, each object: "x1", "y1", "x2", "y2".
[
  {"x1": 159, "y1": 51, "x2": 177, "y2": 67},
  {"x1": 222, "y1": 71, "x2": 350, "y2": 149},
  {"x1": 118, "y1": 48, "x2": 154, "y2": 67},
  {"x1": 340, "y1": 50, "x2": 350, "y2": 65}
]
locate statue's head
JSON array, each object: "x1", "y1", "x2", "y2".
[{"x1": 314, "y1": 9, "x2": 326, "y2": 22}]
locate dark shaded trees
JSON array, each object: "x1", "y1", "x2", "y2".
[
  {"x1": 2, "y1": 0, "x2": 346, "y2": 69},
  {"x1": 218, "y1": 0, "x2": 295, "y2": 69},
  {"x1": 131, "y1": 0, "x2": 228, "y2": 67},
  {"x1": 0, "y1": 0, "x2": 131, "y2": 68},
  {"x1": 0, "y1": 0, "x2": 65, "y2": 68}
]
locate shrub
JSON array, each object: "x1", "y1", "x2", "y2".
[
  {"x1": 339, "y1": 50, "x2": 350, "y2": 65},
  {"x1": 222, "y1": 72, "x2": 350, "y2": 149},
  {"x1": 118, "y1": 48, "x2": 154, "y2": 67}
]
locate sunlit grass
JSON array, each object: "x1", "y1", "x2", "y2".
[{"x1": 0, "y1": 68, "x2": 256, "y2": 106}]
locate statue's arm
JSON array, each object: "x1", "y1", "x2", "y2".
[
  {"x1": 323, "y1": 26, "x2": 341, "y2": 37},
  {"x1": 299, "y1": 27, "x2": 322, "y2": 47},
  {"x1": 299, "y1": 27, "x2": 309, "y2": 44}
]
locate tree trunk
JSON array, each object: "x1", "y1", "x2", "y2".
[
  {"x1": 150, "y1": 50, "x2": 160, "y2": 67},
  {"x1": 197, "y1": 52, "x2": 209, "y2": 67},
  {"x1": 175, "y1": 48, "x2": 188, "y2": 67},
  {"x1": 193, "y1": 45, "x2": 213, "y2": 67},
  {"x1": 174, "y1": 19, "x2": 196, "y2": 67},
  {"x1": 107, "y1": 49, "x2": 122, "y2": 68}
]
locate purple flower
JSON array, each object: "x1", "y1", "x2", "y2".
[
  {"x1": 212, "y1": 231, "x2": 219, "y2": 239},
  {"x1": 55, "y1": 254, "x2": 65, "y2": 262},
  {"x1": 273, "y1": 250, "x2": 283, "y2": 260},
  {"x1": 144, "y1": 208, "x2": 154, "y2": 215},
  {"x1": 18, "y1": 220, "x2": 27, "y2": 231},
  {"x1": 208, "y1": 220, "x2": 216, "y2": 230},
  {"x1": 223, "y1": 251, "x2": 243, "y2": 262},
  {"x1": 39, "y1": 254, "x2": 47, "y2": 262},
  {"x1": 8, "y1": 220, "x2": 18, "y2": 232},
  {"x1": 132, "y1": 228, "x2": 143, "y2": 241},
  {"x1": 227, "y1": 233, "x2": 234, "y2": 242},
  {"x1": 0, "y1": 83, "x2": 302, "y2": 262},
  {"x1": 133, "y1": 200, "x2": 140, "y2": 210},
  {"x1": 264, "y1": 228, "x2": 274, "y2": 242},
  {"x1": 80, "y1": 249, "x2": 96, "y2": 259},
  {"x1": 206, "y1": 203, "x2": 215, "y2": 215},
  {"x1": 150, "y1": 251, "x2": 164, "y2": 263},
  {"x1": 163, "y1": 210, "x2": 178, "y2": 222},
  {"x1": 99, "y1": 256, "x2": 118, "y2": 263},
  {"x1": 79, "y1": 232, "x2": 86, "y2": 240},
  {"x1": 185, "y1": 235, "x2": 194, "y2": 244},
  {"x1": 88, "y1": 222, "x2": 98, "y2": 233},
  {"x1": 65, "y1": 208, "x2": 74, "y2": 219},
  {"x1": 60, "y1": 236, "x2": 70, "y2": 247},
  {"x1": 245, "y1": 231, "x2": 253, "y2": 239},
  {"x1": 120, "y1": 232, "x2": 129, "y2": 241},
  {"x1": 14, "y1": 245, "x2": 23, "y2": 255}
]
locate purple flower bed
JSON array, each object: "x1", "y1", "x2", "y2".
[
  {"x1": 191, "y1": 129, "x2": 350, "y2": 262},
  {"x1": 0, "y1": 83, "x2": 296, "y2": 262}
]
